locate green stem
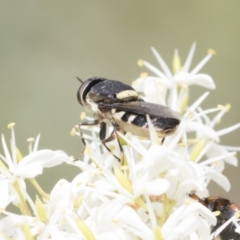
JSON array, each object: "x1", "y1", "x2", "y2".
[
  {"x1": 12, "y1": 181, "x2": 31, "y2": 216},
  {"x1": 28, "y1": 178, "x2": 49, "y2": 201}
]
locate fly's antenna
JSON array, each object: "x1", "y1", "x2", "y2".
[{"x1": 76, "y1": 76, "x2": 84, "y2": 83}]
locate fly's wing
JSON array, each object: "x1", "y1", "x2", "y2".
[
  {"x1": 99, "y1": 101, "x2": 181, "y2": 137},
  {"x1": 98, "y1": 101, "x2": 181, "y2": 120}
]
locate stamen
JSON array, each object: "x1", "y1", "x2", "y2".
[
  {"x1": 26, "y1": 138, "x2": 34, "y2": 143},
  {"x1": 7, "y1": 122, "x2": 15, "y2": 129},
  {"x1": 140, "y1": 72, "x2": 148, "y2": 78},
  {"x1": 137, "y1": 59, "x2": 144, "y2": 67},
  {"x1": 80, "y1": 111, "x2": 86, "y2": 120},
  {"x1": 217, "y1": 103, "x2": 231, "y2": 112},
  {"x1": 26, "y1": 138, "x2": 34, "y2": 155},
  {"x1": 70, "y1": 128, "x2": 76, "y2": 136},
  {"x1": 208, "y1": 48, "x2": 216, "y2": 55}
]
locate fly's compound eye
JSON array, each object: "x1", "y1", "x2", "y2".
[
  {"x1": 77, "y1": 77, "x2": 105, "y2": 107},
  {"x1": 77, "y1": 86, "x2": 83, "y2": 106}
]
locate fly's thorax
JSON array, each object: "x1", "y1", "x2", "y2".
[{"x1": 115, "y1": 90, "x2": 140, "y2": 101}]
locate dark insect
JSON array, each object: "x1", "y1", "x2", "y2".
[
  {"x1": 77, "y1": 77, "x2": 181, "y2": 160},
  {"x1": 189, "y1": 193, "x2": 240, "y2": 240}
]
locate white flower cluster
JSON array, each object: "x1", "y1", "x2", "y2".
[{"x1": 0, "y1": 44, "x2": 239, "y2": 240}]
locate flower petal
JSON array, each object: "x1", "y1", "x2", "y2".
[
  {"x1": 183, "y1": 42, "x2": 196, "y2": 72},
  {"x1": 15, "y1": 163, "x2": 43, "y2": 178},
  {"x1": 117, "y1": 206, "x2": 153, "y2": 238},
  {"x1": 208, "y1": 168, "x2": 231, "y2": 191},
  {"x1": 0, "y1": 178, "x2": 11, "y2": 208},
  {"x1": 186, "y1": 74, "x2": 215, "y2": 89},
  {"x1": 151, "y1": 47, "x2": 173, "y2": 79}
]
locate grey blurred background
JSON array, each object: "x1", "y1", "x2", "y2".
[{"x1": 0, "y1": 1, "x2": 239, "y2": 201}]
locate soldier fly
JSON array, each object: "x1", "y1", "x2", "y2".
[
  {"x1": 189, "y1": 193, "x2": 240, "y2": 240},
  {"x1": 77, "y1": 77, "x2": 181, "y2": 160}
]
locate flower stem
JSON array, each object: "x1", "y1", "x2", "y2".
[
  {"x1": 28, "y1": 178, "x2": 49, "y2": 201},
  {"x1": 35, "y1": 195, "x2": 47, "y2": 223},
  {"x1": 21, "y1": 223, "x2": 34, "y2": 240},
  {"x1": 12, "y1": 180, "x2": 31, "y2": 216},
  {"x1": 76, "y1": 218, "x2": 96, "y2": 240},
  {"x1": 158, "y1": 194, "x2": 175, "y2": 227},
  {"x1": 153, "y1": 225, "x2": 163, "y2": 240}
]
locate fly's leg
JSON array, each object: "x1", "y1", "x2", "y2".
[
  {"x1": 76, "y1": 120, "x2": 124, "y2": 163},
  {"x1": 114, "y1": 127, "x2": 124, "y2": 164},
  {"x1": 75, "y1": 119, "x2": 101, "y2": 161},
  {"x1": 99, "y1": 122, "x2": 107, "y2": 140},
  {"x1": 101, "y1": 128, "x2": 122, "y2": 162}
]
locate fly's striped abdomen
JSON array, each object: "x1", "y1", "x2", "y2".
[
  {"x1": 131, "y1": 115, "x2": 147, "y2": 127},
  {"x1": 151, "y1": 117, "x2": 180, "y2": 134},
  {"x1": 113, "y1": 111, "x2": 180, "y2": 137},
  {"x1": 121, "y1": 112, "x2": 135, "y2": 122}
]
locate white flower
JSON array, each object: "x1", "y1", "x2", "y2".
[
  {"x1": 68, "y1": 118, "x2": 216, "y2": 239},
  {"x1": 1, "y1": 44, "x2": 239, "y2": 239},
  {"x1": 131, "y1": 44, "x2": 240, "y2": 192},
  {"x1": 0, "y1": 123, "x2": 69, "y2": 209},
  {"x1": 162, "y1": 200, "x2": 216, "y2": 240},
  {"x1": 133, "y1": 43, "x2": 215, "y2": 108},
  {"x1": 0, "y1": 123, "x2": 67, "y2": 178},
  {"x1": 68, "y1": 44, "x2": 240, "y2": 239},
  {"x1": 0, "y1": 213, "x2": 37, "y2": 239}
]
